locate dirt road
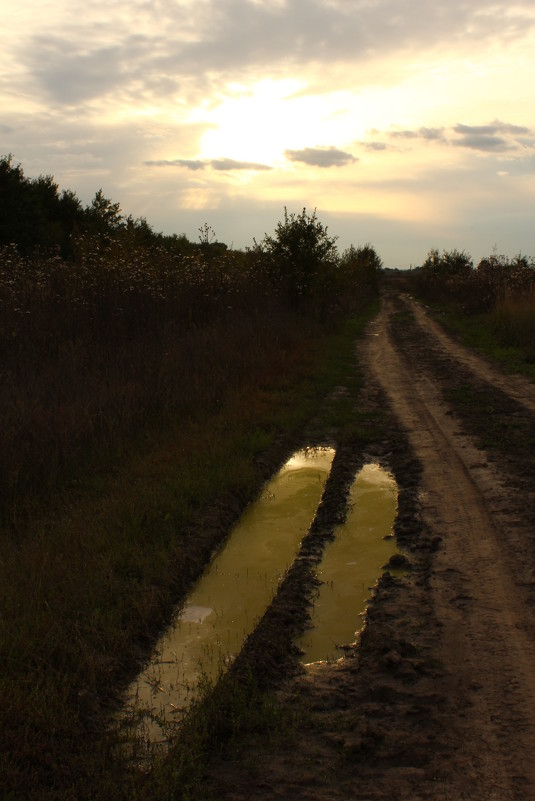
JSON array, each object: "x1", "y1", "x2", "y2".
[
  {"x1": 207, "y1": 291, "x2": 535, "y2": 800},
  {"x1": 368, "y1": 293, "x2": 535, "y2": 800}
]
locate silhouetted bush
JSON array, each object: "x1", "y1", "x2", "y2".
[{"x1": 255, "y1": 207, "x2": 339, "y2": 306}]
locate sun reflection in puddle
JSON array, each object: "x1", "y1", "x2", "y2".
[{"x1": 120, "y1": 447, "x2": 335, "y2": 748}]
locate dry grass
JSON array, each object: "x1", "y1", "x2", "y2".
[
  {"x1": 0, "y1": 238, "x2": 277, "y2": 521},
  {"x1": 491, "y1": 289, "x2": 535, "y2": 362}
]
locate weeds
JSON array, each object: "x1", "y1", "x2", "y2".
[
  {"x1": 148, "y1": 668, "x2": 301, "y2": 801},
  {"x1": 491, "y1": 289, "x2": 535, "y2": 363}
]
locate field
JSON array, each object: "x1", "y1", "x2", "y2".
[{"x1": 2, "y1": 162, "x2": 535, "y2": 798}]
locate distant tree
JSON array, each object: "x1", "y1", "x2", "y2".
[
  {"x1": 0, "y1": 155, "x2": 27, "y2": 247},
  {"x1": 123, "y1": 214, "x2": 156, "y2": 246},
  {"x1": 422, "y1": 248, "x2": 473, "y2": 277},
  {"x1": 340, "y1": 243, "x2": 382, "y2": 292},
  {"x1": 257, "y1": 207, "x2": 338, "y2": 305},
  {"x1": 27, "y1": 174, "x2": 64, "y2": 250},
  {"x1": 158, "y1": 232, "x2": 197, "y2": 257},
  {"x1": 0, "y1": 154, "x2": 84, "y2": 254},
  {"x1": 441, "y1": 249, "x2": 473, "y2": 276},
  {"x1": 85, "y1": 189, "x2": 123, "y2": 236}
]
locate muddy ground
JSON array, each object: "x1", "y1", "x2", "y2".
[{"x1": 200, "y1": 290, "x2": 535, "y2": 801}]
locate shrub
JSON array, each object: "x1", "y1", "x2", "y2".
[
  {"x1": 340, "y1": 244, "x2": 382, "y2": 294},
  {"x1": 256, "y1": 208, "x2": 339, "y2": 306}
]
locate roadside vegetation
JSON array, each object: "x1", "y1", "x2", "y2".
[
  {"x1": 0, "y1": 156, "x2": 383, "y2": 800},
  {"x1": 406, "y1": 247, "x2": 535, "y2": 377}
]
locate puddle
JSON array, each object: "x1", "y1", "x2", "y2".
[
  {"x1": 296, "y1": 463, "x2": 399, "y2": 664},
  {"x1": 121, "y1": 447, "x2": 335, "y2": 747}
]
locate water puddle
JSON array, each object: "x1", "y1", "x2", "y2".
[
  {"x1": 121, "y1": 447, "x2": 335, "y2": 747},
  {"x1": 296, "y1": 463, "x2": 399, "y2": 664}
]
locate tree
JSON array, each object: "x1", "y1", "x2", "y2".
[
  {"x1": 340, "y1": 244, "x2": 383, "y2": 292},
  {"x1": 85, "y1": 189, "x2": 123, "y2": 236},
  {"x1": 0, "y1": 154, "x2": 76, "y2": 253},
  {"x1": 258, "y1": 207, "x2": 338, "y2": 305},
  {"x1": 422, "y1": 248, "x2": 473, "y2": 277}
]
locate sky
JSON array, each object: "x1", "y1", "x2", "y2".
[{"x1": 1, "y1": 0, "x2": 534, "y2": 268}]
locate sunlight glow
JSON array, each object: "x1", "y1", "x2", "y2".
[
  {"x1": 198, "y1": 79, "x2": 304, "y2": 163},
  {"x1": 196, "y1": 79, "x2": 365, "y2": 165}
]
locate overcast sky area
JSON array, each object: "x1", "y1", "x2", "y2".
[{"x1": 2, "y1": 0, "x2": 534, "y2": 267}]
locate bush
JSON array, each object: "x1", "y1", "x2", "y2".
[
  {"x1": 340, "y1": 244, "x2": 382, "y2": 294},
  {"x1": 256, "y1": 208, "x2": 339, "y2": 306},
  {"x1": 421, "y1": 248, "x2": 473, "y2": 279}
]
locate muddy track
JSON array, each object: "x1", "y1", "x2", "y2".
[
  {"x1": 205, "y1": 290, "x2": 535, "y2": 801},
  {"x1": 370, "y1": 293, "x2": 535, "y2": 799}
]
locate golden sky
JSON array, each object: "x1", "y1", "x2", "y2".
[{"x1": 1, "y1": 0, "x2": 534, "y2": 266}]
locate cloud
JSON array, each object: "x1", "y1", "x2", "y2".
[
  {"x1": 389, "y1": 130, "x2": 419, "y2": 140},
  {"x1": 284, "y1": 147, "x2": 358, "y2": 168},
  {"x1": 371, "y1": 121, "x2": 533, "y2": 154},
  {"x1": 418, "y1": 127, "x2": 446, "y2": 141},
  {"x1": 16, "y1": 1, "x2": 535, "y2": 107},
  {"x1": 453, "y1": 134, "x2": 513, "y2": 152},
  {"x1": 145, "y1": 157, "x2": 272, "y2": 172},
  {"x1": 164, "y1": 0, "x2": 535, "y2": 81},
  {"x1": 390, "y1": 127, "x2": 446, "y2": 141},
  {"x1": 496, "y1": 153, "x2": 535, "y2": 175},
  {"x1": 210, "y1": 158, "x2": 272, "y2": 171},
  {"x1": 453, "y1": 120, "x2": 532, "y2": 152},
  {"x1": 3, "y1": 0, "x2": 535, "y2": 270},
  {"x1": 25, "y1": 38, "x2": 127, "y2": 104},
  {"x1": 454, "y1": 122, "x2": 530, "y2": 136},
  {"x1": 358, "y1": 127, "x2": 447, "y2": 152},
  {"x1": 363, "y1": 142, "x2": 388, "y2": 151},
  {"x1": 145, "y1": 159, "x2": 206, "y2": 170}
]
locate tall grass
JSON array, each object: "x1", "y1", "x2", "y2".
[
  {"x1": 491, "y1": 289, "x2": 535, "y2": 362},
  {"x1": 0, "y1": 233, "x2": 376, "y2": 525},
  {"x1": 0, "y1": 237, "x2": 290, "y2": 524},
  {"x1": 0, "y1": 229, "x2": 379, "y2": 799}
]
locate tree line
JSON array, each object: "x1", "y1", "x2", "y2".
[{"x1": 0, "y1": 153, "x2": 218, "y2": 259}]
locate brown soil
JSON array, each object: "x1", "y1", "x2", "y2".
[{"x1": 204, "y1": 290, "x2": 535, "y2": 801}]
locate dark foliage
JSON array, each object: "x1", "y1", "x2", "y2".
[{"x1": 255, "y1": 207, "x2": 339, "y2": 306}]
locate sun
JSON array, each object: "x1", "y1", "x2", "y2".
[{"x1": 196, "y1": 78, "x2": 346, "y2": 166}]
